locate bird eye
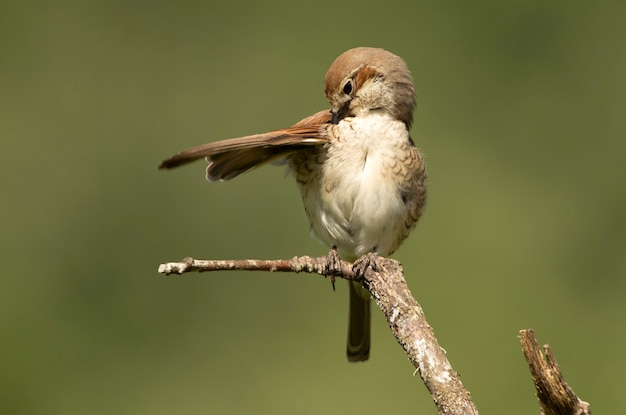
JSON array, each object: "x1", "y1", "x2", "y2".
[{"x1": 342, "y1": 80, "x2": 353, "y2": 95}]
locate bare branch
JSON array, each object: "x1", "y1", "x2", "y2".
[
  {"x1": 519, "y1": 329, "x2": 591, "y2": 415},
  {"x1": 354, "y1": 253, "x2": 478, "y2": 415},
  {"x1": 158, "y1": 254, "x2": 478, "y2": 415},
  {"x1": 158, "y1": 255, "x2": 354, "y2": 277}
]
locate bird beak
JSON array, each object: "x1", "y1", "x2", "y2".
[{"x1": 331, "y1": 106, "x2": 347, "y2": 124}]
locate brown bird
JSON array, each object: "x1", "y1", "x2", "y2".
[{"x1": 159, "y1": 47, "x2": 427, "y2": 362}]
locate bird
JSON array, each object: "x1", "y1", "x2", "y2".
[{"x1": 159, "y1": 47, "x2": 427, "y2": 362}]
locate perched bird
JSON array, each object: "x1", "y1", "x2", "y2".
[{"x1": 159, "y1": 47, "x2": 427, "y2": 362}]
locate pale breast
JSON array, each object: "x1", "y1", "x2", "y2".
[{"x1": 291, "y1": 113, "x2": 426, "y2": 260}]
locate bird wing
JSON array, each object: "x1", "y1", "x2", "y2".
[{"x1": 158, "y1": 110, "x2": 331, "y2": 181}]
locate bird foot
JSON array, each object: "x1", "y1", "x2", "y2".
[
  {"x1": 352, "y1": 252, "x2": 380, "y2": 279},
  {"x1": 324, "y1": 247, "x2": 343, "y2": 291}
]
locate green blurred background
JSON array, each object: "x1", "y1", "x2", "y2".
[{"x1": 2, "y1": 0, "x2": 625, "y2": 413}]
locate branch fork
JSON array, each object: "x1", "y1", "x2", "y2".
[{"x1": 158, "y1": 255, "x2": 590, "y2": 414}]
